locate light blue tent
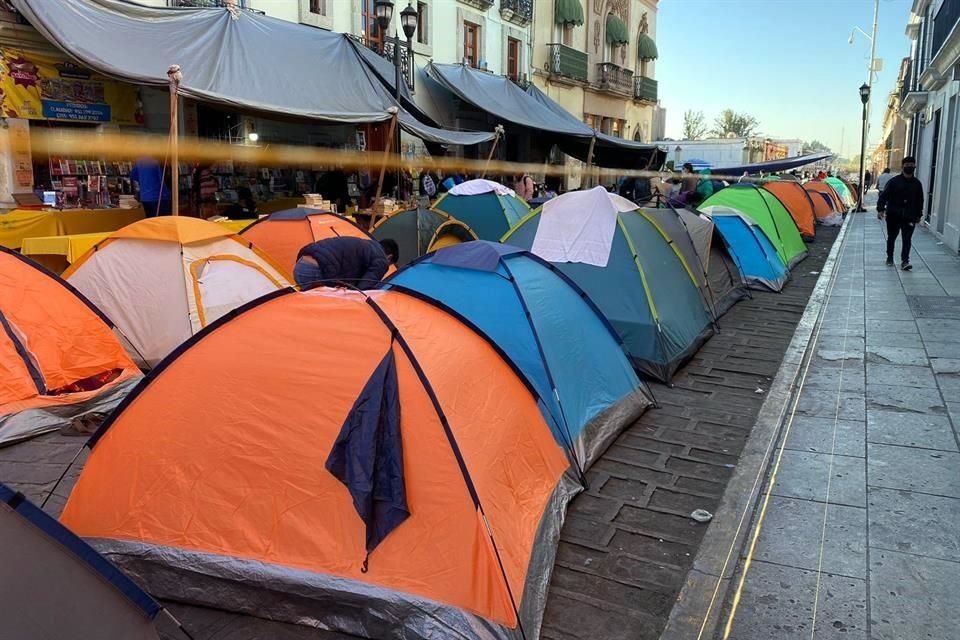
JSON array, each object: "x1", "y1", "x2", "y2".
[
  {"x1": 502, "y1": 188, "x2": 715, "y2": 382},
  {"x1": 386, "y1": 241, "x2": 652, "y2": 469},
  {"x1": 706, "y1": 207, "x2": 788, "y2": 292}
]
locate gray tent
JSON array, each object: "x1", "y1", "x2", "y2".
[
  {"x1": 11, "y1": 0, "x2": 494, "y2": 146},
  {"x1": 0, "y1": 482, "x2": 161, "y2": 639}
]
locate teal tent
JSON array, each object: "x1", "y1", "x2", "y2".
[
  {"x1": 503, "y1": 187, "x2": 714, "y2": 382},
  {"x1": 432, "y1": 179, "x2": 531, "y2": 241}
]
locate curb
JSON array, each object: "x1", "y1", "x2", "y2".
[{"x1": 659, "y1": 216, "x2": 852, "y2": 640}]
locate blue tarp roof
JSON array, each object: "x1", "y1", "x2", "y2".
[{"x1": 713, "y1": 152, "x2": 833, "y2": 176}]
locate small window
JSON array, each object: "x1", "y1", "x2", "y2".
[
  {"x1": 417, "y1": 2, "x2": 428, "y2": 45},
  {"x1": 464, "y1": 22, "x2": 480, "y2": 68},
  {"x1": 309, "y1": 0, "x2": 325, "y2": 15},
  {"x1": 507, "y1": 37, "x2": 521, "y2": 81}
]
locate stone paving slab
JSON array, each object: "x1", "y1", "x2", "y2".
[{"x1": 714, "y1": 212, "x2": 960, "y2": 640}]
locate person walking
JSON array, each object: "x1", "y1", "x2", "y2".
[
  {"x1": 876, "y1": 167, "x2": 893, "y2": 192},
  {"x1": 877, "y1": 156, "x2": 924, "y2": 271}
]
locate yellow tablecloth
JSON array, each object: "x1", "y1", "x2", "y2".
[
  {"x1": 0, "y1": 207, "x2": 145, "y2": 249},
  {"x1": 217, "y1": 219, "x2": 256, "y2": 233},
  {"x1": 21, "y1": 232, "x2": 109, "y2": 264}
]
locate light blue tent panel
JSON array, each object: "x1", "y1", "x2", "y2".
[
  {"x1": 387, "y1": 242, "x2": 646, "y2": 467},
  {"x1": 712, "y1": 215, "x2": 788, "y2": 292}
]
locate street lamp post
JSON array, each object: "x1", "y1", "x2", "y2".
[{"x1": 858, "y1": 82, "x2": 871, "y2": 212}]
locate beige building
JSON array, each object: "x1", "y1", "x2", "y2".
[{"x1": 871, "y1": 57, "x2": 910, "y2": 175}]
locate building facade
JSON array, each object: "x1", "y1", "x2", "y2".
[
  {"x1": 901, "y1": 0, "x2": 960, "y2": 252},
  {"x1": 871, "y1": 57, "x2": 910, "y2": 176}
]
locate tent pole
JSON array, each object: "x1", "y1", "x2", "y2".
[
  {"x1": 372, "y1": 108, "x2": 399, "y2": 228},
  {"x1": 167, "y1": 65, "x2": 182, "y2": 216},
  {"x1": 584, "y1": 135, "x2": 596, "y2": 188},
  {"x1": 480, "y1": 124, "x2": 504, "y2": 179}
]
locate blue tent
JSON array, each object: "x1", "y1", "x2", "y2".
[
  {"x1": 431, "y1": 181, "x2": 531, "y2": 241},
  {"x1": 708, "y1": 208, "x2": 788, "y2": 291},
  {"x1": 502, "y1": 189, "x2": 715, "y2": 382},
  {"x1": 386, "y1": 241, "x2": 652, "y2": 469}
]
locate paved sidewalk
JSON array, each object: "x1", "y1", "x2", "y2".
[{"x1": 724, "y1": 212, "x2": 960, "y2": 639}]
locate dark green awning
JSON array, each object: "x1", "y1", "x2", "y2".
[
  {"x1": 637, "y1": 33, "x2": 658, "y2": 60},
  {"x1": 555, "y1": 0, "x2": 584, "y2": 26},
  {"x1": 605, "y1": 14, "x2": 629, "y2": 46}
]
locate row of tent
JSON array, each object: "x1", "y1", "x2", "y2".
[{"x1": 0, "y1": 175, "x2": 851, "y2": 639}]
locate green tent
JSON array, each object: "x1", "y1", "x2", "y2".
[
  {"x1": 371, "y1": 207, "x2": 477, "y2": 267},
  {"x1": 701, "y1": 185, "x2": 807, "y2": 268}
]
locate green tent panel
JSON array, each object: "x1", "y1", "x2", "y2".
[
  {"x1": 503, "y1": 196, "x2": 713, "y2": 383},
  {"x1": 371, "y1": 207, "x2": 477, "y2": 267},
  {"x1": 701, "y1": 185, "x2": 807, "y2": 269}
]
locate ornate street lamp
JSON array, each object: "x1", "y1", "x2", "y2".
[{"x1": 857, "y1": 82, "x2": 871, "y2": 212}]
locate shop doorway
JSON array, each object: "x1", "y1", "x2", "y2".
[{"x1": 927, "y1": 108, "x2": 941, "y2": 224}]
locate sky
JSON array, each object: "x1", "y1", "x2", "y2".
[{"x1": 656, "y1": 0, "x2": 914, "y2": 157}]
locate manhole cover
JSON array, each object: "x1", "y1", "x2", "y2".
[{"x1": 907, "y1": 296, "x2": 960, "y2": 319}]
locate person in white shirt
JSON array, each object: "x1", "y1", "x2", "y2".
[{"x1": 876, "y1": 168, "x2": 893, "y2": 193}]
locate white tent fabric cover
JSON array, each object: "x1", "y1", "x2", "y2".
[
  {"x1": 67, "y1": 236, "x2": 290, "y2": 368},
  {"x1": 531, "y1": 187, "x2": 637, "y2": 267},
  {"x1": 448, "y1": 179, "x2": 516, "y2": 197}
]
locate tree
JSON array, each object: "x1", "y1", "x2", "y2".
[
  {"x1": 682, "y1": 110, "x2": 708, "y2": 140},
  {"x1": 802, "y1": 140, "x2": 832, "y2": 154},
  {"x1": 711, "y1": 109, "x2": 759, "y2": 138}
]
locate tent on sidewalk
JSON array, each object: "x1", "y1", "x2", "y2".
[
  {"x1": 502, "y1": 187, "x2": 714, "y2": 382},
  {"x1": 431, "y1": 180, "x2": 531, "y2": 241},
  {"x1": 803, "y1": 181, "x2": 843, "y2": 219},
  {"x1": 762, "y1": 180, "x2": 817, "y2": 240},
  {"x1": 0, "y1": 482, "x2": 161, "y2": 639},
  {"x1": 386, "y1": 241, "x2": 652, "y2": 468},
  {"x1": 702, "y1": 207, "x2": 788, "y2": 292},
  {"x1": 370, "y1": 207, "x2": 477, "y2": 267},
  {"x1": 701, "y1": 185, "x2": 807, "y2": 268},
  {"x1": 0, "y1": 247, "x2": 141, "y2": 446},
  {"x1": 65, "y1": 217, "x2": 291, "y2": 369},
  {"x1": 240, "y1": 209, "x2": 373, "y2": 274},
  {"x1": 825, "y1": 177, "x2": 855, "y2": 207},
  {"x1": 59, "y1": 287, "x2": 575, "y2": 640},
  {"x1": 639, "y1": 207, "x2": 748, "y2": 319}
]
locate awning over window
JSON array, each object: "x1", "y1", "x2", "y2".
[
  {"x1": 11, "y1": 0, "x2": 493, "y2": 146},
  {"x1": 605, "y1": 14, "x2": 629, "y2": 45},
  {"x1": 637, "y1": 33, "x2": 659, "y2": 60},
  {"x1": 555, "y1": 0, "x2": 585, "y2": 26}
]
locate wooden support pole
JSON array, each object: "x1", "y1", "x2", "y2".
[
  {"x1": 372, "y1": 108, "x2": 399, "y2": 229},
  {"x1": 480, "y1": 125, "x2": 505, "y2": 179},
  {"x1": 584, "y1": 135, "x2": 597, "y2": 189},
  {"x1": 167, "y1": 64, "x2": 182, "y2": 216}
]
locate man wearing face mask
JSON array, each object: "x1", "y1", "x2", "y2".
[{"x1": 877, "y1": 156, "x2": 924, "y2": 271}]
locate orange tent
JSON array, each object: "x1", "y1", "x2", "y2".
[
  {"x1": 762, "y1": 181, "x2": 816, "y2": 239},
  {"x1": 240, "y1": 208, "x2": 373, "y2": 274},
  {"x1": 0, "y1": 247, "x2": 140, "y2": 445},
  {"x1": 804, "y1": 181, "x2": 845, "y2": 218},
  {"x1": 61, "y1": 287, "x2": 574, "y2": 639}
]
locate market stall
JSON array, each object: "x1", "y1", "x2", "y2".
[{"x1": 0, "y1": 206, "x2": 144, "y2": 249}]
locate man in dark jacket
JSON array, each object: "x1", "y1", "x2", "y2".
[
  {"x1": 293, "y1": 237, "x2": 389, "y2": 288},
  {"x1": 877, "y1": 156, "x2": 924, "y2": 271}
]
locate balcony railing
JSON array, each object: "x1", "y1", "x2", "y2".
[
  {"x1": 932, "y1": 0, "x2": 960, "y2": 59},
  {"x1": 168, "y1": 0, "x2": 265, "y2": 12},
  {"x1": 634, "y1": 76, "x2": 657, "y2": 103},
  {"x1": 547, "y1": 43, "x2": 588, "y2": 83},
  {"x1": 500, "y1": 0, "x2": 533, "y2": 26},
  {"x1": 349, "y1": 34, "x2": 415, "y2": 92},
  {"x1": 595, "y1": 62, "x2": 633, "y2": 96}
]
